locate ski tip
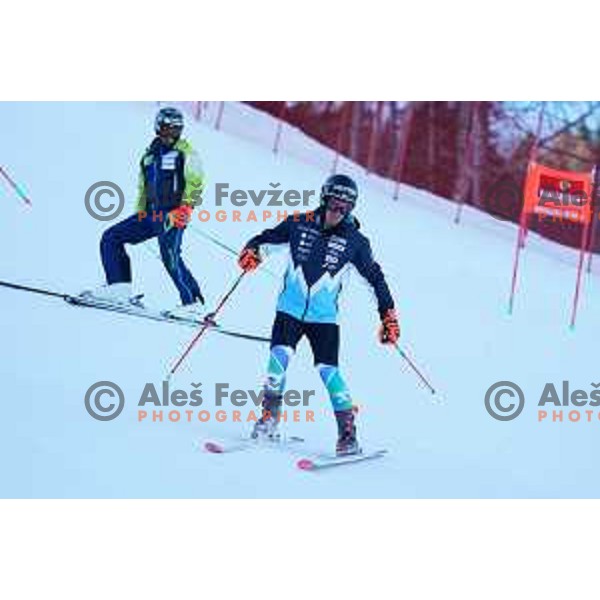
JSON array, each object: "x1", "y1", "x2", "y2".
[
  {"x1": 296, "y1": 458, "x2": 315, "y2": 471},
  {"x1": 204, "y1": 441, "x2": 225, "y2": 454}
]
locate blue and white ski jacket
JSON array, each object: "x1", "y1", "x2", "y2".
[{"x1": 245, "y1": 209, "x2": 395, "y2": 324}]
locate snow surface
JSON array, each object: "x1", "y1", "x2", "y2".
[{"x1": 0, "y1": 101, "x2": 598, "y2": 498}]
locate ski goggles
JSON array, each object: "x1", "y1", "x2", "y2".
[
  {"x1": 158, "y1": 123, "x2": 183, "y2": 137},
  {"x1": 325, "y1": 196, "x2": 354, "y2": 216}
]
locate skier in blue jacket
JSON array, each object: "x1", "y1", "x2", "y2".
[{"x1": 238, "y1": 174, "x2": 400, "y2": 455}]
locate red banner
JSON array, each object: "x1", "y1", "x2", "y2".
[
  {"x1": 523, "y1": 162, "x2": 593, "y2": 226},
  {"x1": 510, "y1": 162, "x2": 596, "y2": 327}
]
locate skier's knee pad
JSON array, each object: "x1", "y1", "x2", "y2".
[
  {"x1": 316, "y1": 363, "x2": 352, "y2": 411},
  {"x1": 264, "y1": 345, "x2": 294, "y2": 394}
]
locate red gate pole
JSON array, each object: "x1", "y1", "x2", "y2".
[
  {"x1": 570, "y1": 211, "x2": 593, "y2": 328},
  {"x1": 507, "y1": 163, "x2": 535, "y2": 315},
  {"x1": 571, "y1": 167, "x2": 596, "y2": 328},
  {"x1": 586, "y1": 161, "x2": 600, "y2": 274},
  {"x1": 507, "y1": 220, "x2": 527, "y2": 315}
]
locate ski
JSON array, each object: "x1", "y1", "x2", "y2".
[
  {"x1": 296, "y1": 449, "x2": 388, "y2": 471},
  {"x1": 0, "y1": 279, "x2": 270, "y2": 343},
  {"x1": 67, "y1": 294, "x2": 270, "y2": 342},
  {"x1": 67, "y1": 293, "x2": 217, "y2": 328},
  {"x1": 198, "y1": 431, "x2": 386, "y2": 471},
  {"x1": 195, "y1": 434, "x2": 305, "y2": 455}
]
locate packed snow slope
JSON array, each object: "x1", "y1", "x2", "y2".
[{"x1": 0, "y1": 102, "x2": 598, "y2": 498}]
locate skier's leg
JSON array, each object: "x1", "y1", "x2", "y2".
[
  {"x1": 253, "y1": 312, "x2": 303, "y2": 438},
  {"x1": 315, "y1": 364, "x2": 352, "y2": 412},
  {"x1": 158, "y1": 225, "x2": 203, "y2": 306},
  {"x1": 306, "y1": 323, "x2": 359, "y2": 454},
  {"x1": 266, "y1": 312, "x2": 304, "y2": 395},
  {"x1": 304, "y1": 322, "x2": 351, "y2": 410},
  {"x1": 97, "y1": 214, "x2": 157, "y2": 300}
]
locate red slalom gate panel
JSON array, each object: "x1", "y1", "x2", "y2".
[
  {"x1": 509, "y1": 161, "x2": 596, "y2": 327},
  {"x1": 523, "y1": 162, "x2": 593, "y2": 226}
]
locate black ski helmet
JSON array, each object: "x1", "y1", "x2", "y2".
[
  {"x1": 155, "y1": 106, "x2": 184, "y2": 135},
  {"x1": 320, "y1": 174, "x2": 358, "y2": 210}
]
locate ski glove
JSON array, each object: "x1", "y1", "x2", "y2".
[
  {"x1": 378, "y1": 308, "x2": 400, "y2": 345},
  {"x1": 238, "y1": 247, "x2": 262, "y2": 272},
  {"x1": 168, "y1": 205, "x2": 194, "y2": 229}
]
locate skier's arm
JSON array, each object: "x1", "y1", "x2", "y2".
[
  {"x1": 182, "y1": 148, "x2": 205, "y2": 208},
  {"x1": 238, "y1": 218, "x2": 292, "y2": 272},
  {"x1": 244, "y1": 218, "x2": 292, "y2": 251},
  {"x1": 352, "y1": 238, "x2": 395, "y2": 317},
  {"x1": 167, "y1": 146, "x2": 205, "y2": 229},
  {"x1": 134, "y1": 164, "x2": 147, "y2": 213},
  {"x1": 352, "y1": 240, "x2": 400, "y2": 343}
]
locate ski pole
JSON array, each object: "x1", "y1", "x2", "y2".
[
  {"x1": 188, "y1": 226, "x2": 278, "y2": 278},
  {"x1": 189, "y1": 226, "x2": 240, "y2": 257},
  {"x1": 394, "y1": 343, "x2": 437, "y2": 395},
  {"x1": 0, "y1": 165, "x2": 32, "y2": 206},
  {"x1": 167, "y1": 272, "x2": 247, "y2": 377}
]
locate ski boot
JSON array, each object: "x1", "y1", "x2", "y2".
[
  {"x1": 162, "y1": 296, "x2": 205, "y2": 321},
  {"x1": 79, "y1": 283, "x2": 144, "y2": 307},
  {"x1": 335, "y1": 408, "x2": 361, "y2": 456},
  {"x1": 251, "y1": 392, "x2": 282, "y2": 441}
]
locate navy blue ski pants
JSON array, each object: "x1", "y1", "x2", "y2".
[{"x1": 100, "y1": 213, "x2": 202, "y2": 305}]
